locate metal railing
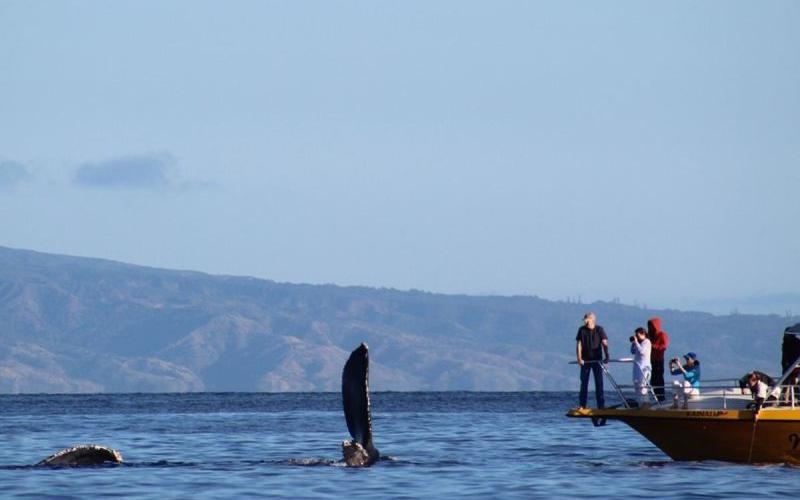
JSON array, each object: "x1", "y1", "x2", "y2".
[
  {"x1": 571, "y1": 360, "x2": 799, "y2": 410},
  {"x1": 606, "y1": 381, "x2": 799, "y2": 410}
]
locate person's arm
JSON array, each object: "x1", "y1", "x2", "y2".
[
  {"x1": 602, "y1": 338, "x2": 610, "y2": 363},
  {"x1": 576, "y1": 341, "x2": 583, "y2": 366}
]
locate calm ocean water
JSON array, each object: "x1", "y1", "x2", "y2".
[{"x1": 0, "y1": 392, "x2": 796, "y2": 498}]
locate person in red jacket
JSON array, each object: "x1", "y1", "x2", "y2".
[{"x1": 647, "y1": 317, "x2": 669, "y2": 402}]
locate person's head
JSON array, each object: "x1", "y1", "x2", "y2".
[
  {"x1": 684, "y1": 352, "x2": 697, "y2": 366},
  {"x1": 647, "y1": 317, "x2": 660, "y2": 337},
  {"x1": 583, "y1": 312, "x2": 596, "y2": 329},
  {"x1": 635, "y1": 327, "x2": 647, "y2": 340},
  {"x1": 748, "y1": 372, "x2": 760, "y2": 385}
]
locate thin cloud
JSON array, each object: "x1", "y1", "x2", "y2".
[
  {"x1": 0, "y1": 160, "x2": 33, "y2": 189},
  {"x1": 73, "y1": 153, "x2": 175, "y2": 189}
]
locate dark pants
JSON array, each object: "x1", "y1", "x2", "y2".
[
  {"x1": 579, "y1": 362, "x2": 605, "y2": 408},
  {"x1": 652, "y1": 360, "x2": 665, "y2": 402}
]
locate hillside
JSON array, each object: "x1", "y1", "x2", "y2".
[{"x1": 0, "y1": 246, "x2": 795, "y2": 393}]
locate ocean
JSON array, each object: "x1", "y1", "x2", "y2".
[{"x1": 0, "y1": 392, "x2": 796, "y2": 498}]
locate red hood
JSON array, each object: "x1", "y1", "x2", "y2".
[
  {"x1": 648, "y1": 317, "x2": 662, "y2": 332},
  {"x1": 648, "y1": 317, "x2": 669, "y2": 359}
]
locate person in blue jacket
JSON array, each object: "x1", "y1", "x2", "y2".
[{"x1": 670, "y1": 352, "x2": 700, "y2": 408}]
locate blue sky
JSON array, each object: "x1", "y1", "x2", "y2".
[{"x1": 0, "y1": 1, "x2": 798, "y2": 311}]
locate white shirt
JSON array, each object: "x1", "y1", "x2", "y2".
[{"x1": 751, "y1": 380, "x2": 768, "y2": 400}]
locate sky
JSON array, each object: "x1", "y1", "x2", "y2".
[{"x1": 0, "y1": 1, "x2": 798, "y2": 313}]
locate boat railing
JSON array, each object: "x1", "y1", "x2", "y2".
[
  {"x1": 571, "y1": 360, "x2": 800, "y2": 409},
  {"x1": 609, "y1": 381, "x2": 800, "y2": 410}
]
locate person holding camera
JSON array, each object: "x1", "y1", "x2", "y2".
[
  {"x1": 630, "y1": 327, "x2": 652, "y2": 406},
  {"x1": 670, "y1": 352, "x2": 701, "y2": 408}
]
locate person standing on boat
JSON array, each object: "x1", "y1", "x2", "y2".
[
  {"x1": 647, "y1": 317, "x2": 669, "y2": 402},
  {"x1": 630, "y1": 327, "x2": 652, "y2": 406},
  {"x1": 575, "y1": 312, "x2": 610, "y2": 409}
]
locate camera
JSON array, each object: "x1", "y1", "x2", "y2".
[{"x1": 629, "y1": 336, "x2": 635, "y2": 342}]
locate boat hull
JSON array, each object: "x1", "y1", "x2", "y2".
[{"x1": 567, "y1": 407, "x2": 800, "y2": 464}]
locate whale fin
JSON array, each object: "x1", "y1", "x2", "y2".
[
  {"x1": 342, "y1": 343, "x2": 373, "y2": 447},
  {"x1": 37, "y1": 444, "x2": 123, "y2": 466}
]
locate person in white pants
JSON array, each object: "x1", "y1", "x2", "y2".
[{"x1": 630, "y1": 327, "x2": 652, "y2": 406}]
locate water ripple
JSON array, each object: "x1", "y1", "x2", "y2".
[{"x1": 0, "y1": 392, "x2": 794, "y2": 498}]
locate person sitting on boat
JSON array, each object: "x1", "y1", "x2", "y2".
[
  {"x1": 630, "y1": 327, "x2": 652, "y2": 406},
  {"x1": 738, "y1": 370, "x2": 775, "y2": 395},
  {"x1": 670, "y1": 352, "x2": 700, "y2": 407},
  {"x1": 745, "y1": 372, "x2": 770, "y2": 411}
]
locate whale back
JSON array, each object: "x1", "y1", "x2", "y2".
[
  {"x1": 37, "y1": 444, "x2": 123, "y2": 466},
  {"x1": 342, "y1": 343, "x2": 373, "y2": 447}
]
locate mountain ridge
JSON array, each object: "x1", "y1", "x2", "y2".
[{"x1": 0, "y1": 245, "x2": 796, "y2": 393}]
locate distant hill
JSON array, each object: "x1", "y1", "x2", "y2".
[
  {"x1": 677, "y1": 293, "x2": 800, "y2": 316},
  {"x1": 0, "y1": 246, "x2": 796, "y2": 393}
]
